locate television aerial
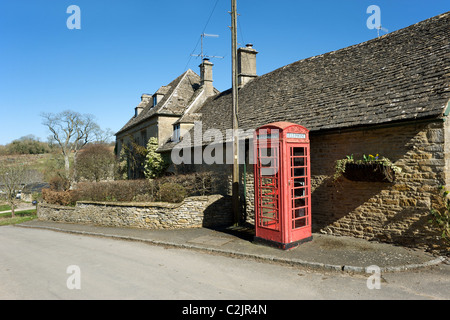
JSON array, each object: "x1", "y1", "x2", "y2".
[
  {"x1": 376, "y1": 25, "x2": 389, "y2": 38},
  {"x1": 191, "y1": 33, "x2": 224, "y2": 60}
]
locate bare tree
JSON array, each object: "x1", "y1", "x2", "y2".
[
  {"x1": 94, "y1": 128, "x2": 114, "y2": 144},
  {"x1": 41, "y1": 110, "x2": 102, "y2": 185},
  {"x1": 0, "y1": 161, "x2": 28, "y2": 217}
]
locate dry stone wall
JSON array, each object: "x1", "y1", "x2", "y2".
[{"x1": 38, "y1": 195, "x2": 232, "y2": 229}]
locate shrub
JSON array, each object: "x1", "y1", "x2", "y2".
[
  {"x1": 429, "y1": 186, "x2": 450, "y2": 245},
  {"x1": 158, "y1": 183, "x2": 187, "y2": 203},
  {"x1": 49, "y1": 176, "x2": 70, "y2": 191},
  {"x1": 75, "y1": 144, "x2": 115, "y2": 182},
  {"x1": 42, "y1": 188, "x2": 78, "y2": 206},
  {"x1": 75, "y1": 180, "x2": 154, "y2": 202},
  {"x1": 119, "y1": 137, "x2": 148, "y2": 179},
  {"x1": 144, "y1": 137, "x2": 169, "y2": 179},
  {"x1": 7, "y1": 136, "x2": 51, "y2": 155},
  {"x1": 155, "y1": 171, "x2": 220, "y2": 196},
  {"x1": 49, "y1": 171, "x2": 220, "y2": 205}
]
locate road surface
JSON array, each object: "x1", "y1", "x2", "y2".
[{"x1": 0, "y1": 226, "x2": 449, "y2": 300}]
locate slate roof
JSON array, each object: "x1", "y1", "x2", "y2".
[
  {"x1": 159, "y1": 12, "x2": 449, "y2": 151},
  {"x1": 116, "y1": 69, "x2": 202, "y2": 135}
]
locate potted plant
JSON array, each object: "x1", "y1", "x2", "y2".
[{"x1": 333, "y1": 154, "x2": 401, "y2": 183}]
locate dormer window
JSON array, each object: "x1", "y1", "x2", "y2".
[
  {"x1": 152, "y1": 93, "x2": 164, "y2": 107},
  {"x1": 135, "y1": 106, "x2": 143, "y2": 117},
  {"x1": 152, "y1": 86, "x2": 169, "y2": 108}
]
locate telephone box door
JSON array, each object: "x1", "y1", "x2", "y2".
[{"x1": 286, "y1": 144, "x2": 311, "y2": 243}]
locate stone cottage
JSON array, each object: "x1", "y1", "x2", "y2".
[
  {"x1": 115, "y1": 60, "x2": 219, "y2": 178},
  {"x1": 156, "y1": 12, "x2": 450, "y2": 249}
]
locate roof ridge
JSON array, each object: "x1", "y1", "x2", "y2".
[{"x1": 257, "y1": 11, "x2": 450, "y2": 82}]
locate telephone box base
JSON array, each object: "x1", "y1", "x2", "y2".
[{"x1": 253, "y1": 236, "x2": 313, "y2": 250}]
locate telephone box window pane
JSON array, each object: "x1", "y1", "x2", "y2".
[
  {"x1": 260, "y1": 187, "x2": 276, "y2": 196},
  {"x1": 293, "y1": 157, "x2": 305, "y2": 167},
  {"x1": 259, "y1": 147, "x2": 276, "y2": 159},
  {"x1": 293, "y1": 168, "x2": 305, "y2": 177},
  {"x1": 261, "y1": 177, "x2": 277, "y2": 187},
  {"x1": 259, "y1": 218, "x2": 278, "y2": 229},
  {"x1": 293, "y1": 187, "x2": 306, "y2": 198},
  {"x1": 293, "y1": 207, "x2": 306, "y2": 219},
  {"x1": 260, "y1": 147, "x2": 274, "y2": 157},
  {"x1": 261, "y1": 167, "x2": 277, "y2": 176},
  {"x1": 260, "y1": 193, "x2": 278, "y2": 203},
  {"x1": 261, "y1": 207, "x2": 277, "y2": 218},
  {"x1": 294, "y1": 177, "x2": 306, "y2": 188},
  {"x1": 293, "y1": 148, "x2": 305, "y2": 156},
  {"x1": 293, "y1": 218, "x2": 307, "y2": 229},
  {"x1": 260, "y1": 197, "x2": 277, "y2": 208},
  {"x1": 293, "y1": 198, "x2": 306, "y2": 209}
]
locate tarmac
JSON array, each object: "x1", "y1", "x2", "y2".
[{"x1": 15, "y1": 219, "x2": 448, "y2": 274}]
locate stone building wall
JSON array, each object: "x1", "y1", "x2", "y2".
[
  {"x1": 308, "y1": 120, "x2": 446, "y2": 249},
  {"x1": 445, "y1": 115, "x2": 450, "y2": 189},
  {"x1": 38, "y1": 195, "x2": 232, "y2": 230}
]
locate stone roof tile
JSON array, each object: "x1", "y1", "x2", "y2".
[{"x1": 116, "y1": 69, "x2": 201, "y2": 135}]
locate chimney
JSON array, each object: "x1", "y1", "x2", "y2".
[
  {"x1": 141, "y1": 94, "x2": 152, "y2": 104},
  {"x1": 199, "y1": 58, "x2": 214, "y2": 96},
  {"x1": 135, "y1": 94, "x2": 151, "y2": 117},
  {"x1": 238, "y1": 44, "x2": 258, "y2": 87}
]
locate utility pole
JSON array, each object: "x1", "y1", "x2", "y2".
[{"x1": 231, "y1": 0, "x2": 240, "y2": 225}]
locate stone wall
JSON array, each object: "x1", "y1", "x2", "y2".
[
  {"x1": 38, "y1": 195, "x2": 232, "y2": 230},
  {"x1": 309, "y1": 120, "x2": 446, "y2": 249},
  {"x1": 445, "y1": 115, "x2": 450, "y2": 189}
]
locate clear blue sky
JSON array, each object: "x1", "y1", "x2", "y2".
[{"x1": 0, "y1": 0, "x2": 448, "y2": 145}]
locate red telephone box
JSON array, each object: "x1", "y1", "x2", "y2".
[{"x1": 253, "y1": 122, "x2": 312, "y2": 250}]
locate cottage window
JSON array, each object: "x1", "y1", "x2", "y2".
[{"x1": 173, "y1": 124, "x2": 180, "y2": 142}]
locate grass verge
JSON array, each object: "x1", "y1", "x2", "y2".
[
  {"x1": 0, "y1": 205, "x2": 12, "y2": 211},
  {"x1": 0, "y1": 209, "x2": 37, "y2": 226}
]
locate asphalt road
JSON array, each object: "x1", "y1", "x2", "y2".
[{"x1": 0, "y1": 226, "x2": 449, "y2": 300}]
